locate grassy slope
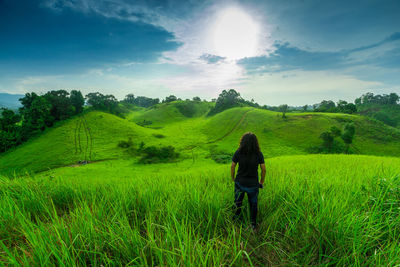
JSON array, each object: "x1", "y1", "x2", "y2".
[
  {"x1": 1, "y1": 155, "x2": 400, "y2": 265},
  {"x1": 358, "y1": 103, "x2": 400, "y2": 128},
  {"x1": 0, "y1": 111, "x2": 158, "y2": 175},
  {"x1": 202, "y1": 108, "x2": 400, "y2": 157},
  {"x1": 131, "y1": 100, "x2": 214, "y2": 127},
  {"x1": 1, "y1": 103, "x2": 400, "y2": 175}
]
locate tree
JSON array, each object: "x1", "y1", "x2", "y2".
[
  {"x1": 19, "y1": 92, "x2": 39, "y2": 111},
  {"x1": 303, "y1": 105, "x2": 308, "y2": 112},
  {"x1": 341, "y1": 123, "x2": 355, "y2": 153},
  {"x1": 330, "y1": 126, "x2": 342, "y2": 137},
  {"x1": 20, "y1": 96, "x2": 53, "y2": 139},
  {"x1": 336, "y1": 100, "x2": 348, "y2": 110},
  {"x1": 337, "y1": 100, "x2": 357, "y2": 114},
  {"x1": 0, "y1": 108, "x2": 22, "y2": 152},
  {"x1": 70, "y1": 90, "x2": 85, "y2": 114},
  {"x1": 0, "y1": 108, "x2": 21, "y2": 131},
  {"x1": 320, "y1": 131, "x2": 334, "y2": 151},
  {"x1": 85, "y1": 92, "x2": 118, "y2": 113},
  {"x1": 279, "y1": 104, "x2": 288, "y2": 118},
  {"x1": 314, "y1": 100, "x2": 337, "y2": 112},
  {"x1": 86, "y1": 92, "x2": 106, "y2": 109},
  {"x1": 124, "y1": 94, "x2": 135, "y2": 104},
  {"x1": 192, "y1": 96, "x2": 201, "y2": 101},
  {"x1": 44, "y1": 90, "x2": 74, "y2": 121},
  {"x1": 344, "y1": 103, "x2": 357, "y2": 114},
  {"x1": 133, "y1": 96, "x2": 159, "y2": 107},
  {"x1": 358, "y1": 92, "x2": 399, "y2": 105},
  {"x1": 208, "y1": 89, "x2": 243, "y2": 115},
  {"x1": 164, "y1": 95, "x2": 178, "y2": 103},
  {"x1": 388, "y1": 93, "x2": 399, "y2": 105}
]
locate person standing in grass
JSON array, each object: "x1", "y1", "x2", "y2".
[{"x1": 231, "y1": 132, "x2": 266, "y2": 229}]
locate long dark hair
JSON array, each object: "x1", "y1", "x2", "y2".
[{"x1": 238, "y1": 132, "x2": 260, "y2": 155}]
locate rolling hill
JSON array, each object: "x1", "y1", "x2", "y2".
[{"x1": 1, "y1": 101, "x2": 400, "y2": 175}]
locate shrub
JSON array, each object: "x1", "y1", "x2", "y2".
[
  {"x1": 207, "y1": 151, "x2": 233, "y2": 164},
  {"x1": 139, "y1": 145, "x2": 179, "y2": 164},
  {"x1": 118, "y1": 137, "x2": 133, "y2": 148},
  {"x1": 153, "y1": 134, "x2": 165, "y2": 138},
  {"x1": 136, "y1": 120, "x2": 152, "y2": 126}
]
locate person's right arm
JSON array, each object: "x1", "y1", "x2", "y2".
[
  {"x1": 231, "y1": 162, "x2": 237, "y2": 182},
  {"x1": 259, "y1": 163, "x2": 266, "y2": 185}
]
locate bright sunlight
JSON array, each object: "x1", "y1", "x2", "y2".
[{"x1": 212, "y1": 7, "x2": 260, "y2": 60}]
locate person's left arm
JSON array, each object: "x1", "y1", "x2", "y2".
[{"x1": 259, "y1": 152, "x2": 266, "y2": 185}]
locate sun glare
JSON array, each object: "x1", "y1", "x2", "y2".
[{"x1": 212, "y1": 7, "x2": 260, "y2": 60}]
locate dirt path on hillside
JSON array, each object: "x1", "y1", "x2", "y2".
[
  {"x1": 67, "y1": 158, "x2": 119, "y2": 168},
  {"x1": 184, "y1": 108, "x2": 253, "y2": 150},
  {"x1": 205, "y1": 109, "x2": 253, "y2": 144}
]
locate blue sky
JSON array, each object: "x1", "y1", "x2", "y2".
[{"x1": 0, "y1": 0, "x2": 399, "y2": 105}]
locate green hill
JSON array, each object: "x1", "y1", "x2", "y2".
[
  {"x1": 0, "y1": 111, "x2": 157, "y2": 175},
  {"x1": 202, "y1": 108, "x2": 400, "y2": 157},
  {"x1": 129, "y1": 100, "x2": 214, "y2": 127},
  {"x1": 1, "y1": 104, "x2": 400, "y2": 175}
]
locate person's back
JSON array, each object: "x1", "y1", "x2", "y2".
[
  {"x1": 233, "y1": 149, "x2": 264, "y2": 187},
  {"x1": 231, "y1": 132, "x2": 266, "y2": 229}
]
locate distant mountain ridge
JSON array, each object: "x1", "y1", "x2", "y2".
[{"x1": 0, "y1": 93, "x2": 23, "y2": 109}]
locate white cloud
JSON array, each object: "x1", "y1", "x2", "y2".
[
  {"x1": 13, "y1": 75, "x2": 65, "y2": 94},
  {"x1": 23, "y1": 0, "x2": 397, "y2": 105}
]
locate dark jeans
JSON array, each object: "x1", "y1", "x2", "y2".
[{"x1": 234, "y1": 181, "x2": 259, "y2": 226}]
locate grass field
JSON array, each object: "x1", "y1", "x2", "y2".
[
  {"x1": 1, "y1": 155, "x2": 400, "y2": 265},
  {"x1": 1, "y1": 103, "x2": 400, "y2": 265}
]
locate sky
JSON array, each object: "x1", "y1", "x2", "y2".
[{"x1": 0, "y1": 0, "x2": 399, "y2": 106}]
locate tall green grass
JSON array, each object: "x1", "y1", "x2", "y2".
[{"x1": 1, "y1": 155, "x2": 400, "y2": 265}]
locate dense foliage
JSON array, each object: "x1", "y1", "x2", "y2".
[
  {"x1": 355, "y1": 92, "x2": 400, "y2": 127},
  {"x1": 355, "y1": 92, "x2": 399, "y2": 105},
  {"x1": 163, "y1": 95, "x2": 179, "y2": 103},
  {"x1": 316, "y1": 123, "x2": 355, "y2": 153},
  {"x1": 313, "y1": 100, "x2": 357, "y2": 114},
  {"x1": 208, "y1": 89, "x2": 245, "y2": 115},
  {"x1": 0, "y1": 90, "x2": 85, "y2": 153},
  {"x1": 85, "y1": 92, "x2": 118, "y2": 112},
  {"x1": 310, "y1": 93, "x2": 399, "y2": 127},
  {"x1": 123, "y1": 94, "x2": 160, "y2": 107}
]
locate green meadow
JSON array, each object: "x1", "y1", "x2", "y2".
[{"x1": 1, "y1": 101, "x2": 400, "y2": 265}]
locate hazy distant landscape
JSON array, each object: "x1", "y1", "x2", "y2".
[
  {"x1": 0, "y1": 93, "x2": 23, "y2": 110},
  {"x1": 1, "y1": 0, "x2": 400, "y2": 265}
]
